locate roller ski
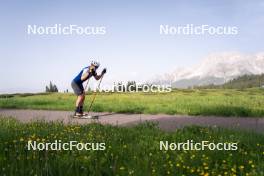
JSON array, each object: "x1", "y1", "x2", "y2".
[{"x1": 72, "y1": 112, "x2": 99, "y2": 119}]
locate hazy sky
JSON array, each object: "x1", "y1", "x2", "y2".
[{"x1": 0, "y1": 0, "x2": 264, "y2": 93}]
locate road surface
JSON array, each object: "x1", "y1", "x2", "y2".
[{"x1": 0, "y1": 109, "x2": 263, "y2": 133}]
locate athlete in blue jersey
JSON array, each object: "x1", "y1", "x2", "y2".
[{"x1": 71, "y1": 60, "x2": 106, "y2": 116}]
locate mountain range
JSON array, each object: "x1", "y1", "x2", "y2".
[{"x1": 151, "y1": 52, "x2": 264, "y2": 88}]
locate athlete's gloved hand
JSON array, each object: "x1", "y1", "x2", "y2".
[
  {"x1": 91, "y1": 68, "x2": 96, "y2": 75},
  {"x1": 102, "y1": 68, "x2": 107, "y2": 75}
]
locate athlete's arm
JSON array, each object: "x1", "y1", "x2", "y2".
[
  {"x1": 94, "y1": 68, "x2": 106, "y2": 80},
  {"x1": 81, "y1": 66, "x2": 96, "y2": 81},
  {"x1": 81, "y1": 72, "x2": 89, "y2": 81},
  {"x1": 94, "y1": 72, "x2": 102, "y2": 80}
]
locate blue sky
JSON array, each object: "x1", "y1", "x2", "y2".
[{"x1": 0, "y1": 0, "x2": 264, "y2": 93}]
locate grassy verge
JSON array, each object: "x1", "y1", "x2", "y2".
[
  {"x1": 0, "y1": 88, "x2": 264, "y2": 117},
  {"x1": 0, "y1": 117, "x2": 263, "y2": 175}
]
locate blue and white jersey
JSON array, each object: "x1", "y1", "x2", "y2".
[{"x1": 73, "y1": 66, "x2": 96, "y2": 85}]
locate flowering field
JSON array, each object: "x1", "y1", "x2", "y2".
[{"x1": 0, "y1": 117, "x2": 263, "y2": 176}]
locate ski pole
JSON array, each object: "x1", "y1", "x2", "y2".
[{"x1": 87, "y1": 74, "x2": 104, "y2": 114}]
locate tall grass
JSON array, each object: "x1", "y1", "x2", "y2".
[
  {"x1": 0, "y1": 88, "x2": 264, "y2": 117},
  {"x1": 0, "y1": 117, "x2": 263, "y2": 175}
]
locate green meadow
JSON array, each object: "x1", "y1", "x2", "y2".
[
  {"x1": 0, "y1": 117, "x2": 263, "y2": 176},
  {"x1": 0, "y1": 88, "x2": 264, "y2": 117}
]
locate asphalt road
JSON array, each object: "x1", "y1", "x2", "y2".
[{"x1": 0, "y1": 109, "x2": 263, "y2": 133}]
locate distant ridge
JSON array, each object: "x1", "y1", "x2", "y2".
[
  {"x1": 150, "y1": 52, "x2": 264, "y2": 88},
  {"x1": 195, "y1": 74, "x2": 264, "y2": 89}
]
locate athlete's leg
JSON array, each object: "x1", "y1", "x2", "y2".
[
  {"x1": 74, "y1": 95, "x2": 84, "y2": 115},
  {"x1": 79, "y1": 94, "x2": 86, "y2": 114},
  {"x1": 71, "y1": 80, "x2": 85, "y2": 116},
  {"x1": 75, "y1": 95, "x2": 84, "y2": 107}
]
